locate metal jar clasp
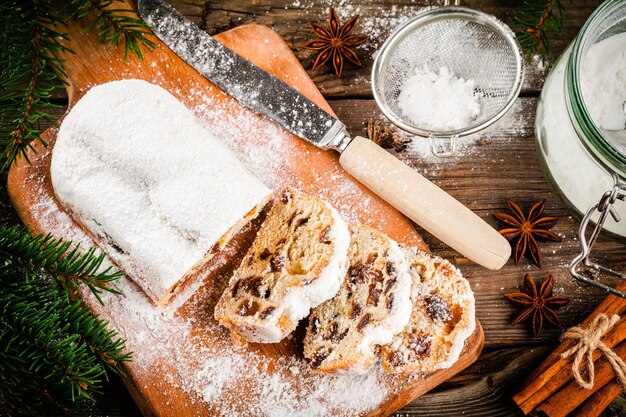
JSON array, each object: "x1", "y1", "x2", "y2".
[{"x1": 570, "y1": 173, "x2": 626, "y2": 297}]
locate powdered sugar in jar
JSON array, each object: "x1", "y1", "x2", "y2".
[{"x1": 536, "y1": 0, "x2": 626, "y2": 239}]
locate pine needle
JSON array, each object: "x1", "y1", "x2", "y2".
[
  {"x1": 0, "y1": 0, "x2": 155, "y2": 172},
  {"x1": 513, "y1": 0, "x2": 565, "y2": 59},
  {"x1": 0, "y1": 224, "x2": 123, "y2": 303}
]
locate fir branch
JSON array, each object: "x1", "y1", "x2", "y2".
[
  {"x1": 0, "y1": 0, "x2": 68, "y2": 171},
  {"x1": 0, "y1": 224, "x2": 123, "y2": 303},
  {"x1": 69, "y1": 0, "x2": 156, "y2": 59},
  {"x1": 513, "y1": 0, "x2": 565, "y2": 58},
  {"x1": 0, "y1": 0, "x2": 155, "y2": 172},
  {"x1": 0, "y1": 274, "x2": 130, "y2": 413}
]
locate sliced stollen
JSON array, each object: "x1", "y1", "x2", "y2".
[
  {"x1": 214, "y1": 188, "x2": 350, "y2": 344},
  {"x1": 50, "y1": 79, "x2": 272, "y2": 305},
  {"x1": 303, "y1": 224, "x2": 412, "y2": 374},
  {"x1": 380, "y1": 248, "x2": 475, "y2": 374}
]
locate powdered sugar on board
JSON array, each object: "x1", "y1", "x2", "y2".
[
  {"x1": 15, "y1": 17, "x2": 453, "y2": 415},
  {"x1": 30, "y1": 77, "x2": 412, "y2": 416},
  {"x1": 190, "y1": 86, "x2": 385, "y2": 228},
  {"x1": 32, "y1": 189, "x2": 390, "y2": 416}
]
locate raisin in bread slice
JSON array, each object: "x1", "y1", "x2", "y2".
[
  {"x1": 303, "y1": 224, "x2": 412, "y2": 374},
  {"x1": 214, "y1": 188, "x2": 350, "y2": 344},
  {"x1": 380, "y1": 248, "x2": 475, "y2": 374}
]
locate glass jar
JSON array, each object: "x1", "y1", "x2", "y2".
[{"x1": 536, "y1": 0, "x2": 626, "y2": 239}]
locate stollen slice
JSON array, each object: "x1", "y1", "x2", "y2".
[
  {"x1": 380, "y1": 248, "x2": 475, "y2": 374},
  {"x1": 214, "y1": 188, "x2": 350, "y2": 344},
  {"x1": 303, "y1": 224, "x2": 412, "y2": 374}
]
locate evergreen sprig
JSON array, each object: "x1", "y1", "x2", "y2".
[
  {"x1": 69, "y1": 0, "x2": 156, "y2": 59},
  {"x1": 0, "y1": 224, "x2": 123, "y2": 303},
  {"x1": 0, "y1": 276, "x2": 130, "y2": 414},
  {"x1": 0, "y1": 0, "x2": 69, "y2": 171},
  {"x1": 513, "y1": 0, "x2": 565, "y2": 58},
  {"x1": 0, "y1": 225, "x2": 131, "y2": 416},
  {"x1": 0, "y1": 0, "x2": 155, "y2": 172}
]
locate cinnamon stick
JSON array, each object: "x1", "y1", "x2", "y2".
[
  {"x1": 569, "y1": 380, "x2": 622, "y2": 417},
  {"x1": 512, "y1": 281, "x2": 626, "y2": 414},
  {"x1": 516, "y1": 315, "x2": 626, "y2": 413},
  {"x1": 533, "y1": 338, "x2": 626, "y2": 417}
]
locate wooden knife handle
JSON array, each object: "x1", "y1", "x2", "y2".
[{"x1": 338, "y1": 136, "x2": 511, "y2": 270}]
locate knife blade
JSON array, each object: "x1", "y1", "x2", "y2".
[
  {"x1": 138, "y1": 0, "x2": 348, "y2": 150},
  {"x1": 138, "y1": 0, "x2": 511, "y2": 270}
]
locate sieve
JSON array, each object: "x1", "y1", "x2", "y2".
[{"x1": 372, "y1": 1, "x2": 524, "y2": 157}]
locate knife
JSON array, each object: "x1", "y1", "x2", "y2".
[{"x1": 138, "y1": 0, "x2": 511, "y2": 270}]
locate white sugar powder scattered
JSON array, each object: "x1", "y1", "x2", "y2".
[
  {"x1": 32, "y1": 191, "x2": 390, "y2": 416},
  {"x1": 291, "y1": 1, "x2": 430, "y2": 51},
  {"x1": 27, "y1": 69, "x2": 399, "y2": 415},
  {"x1": 397, "y1": 66, "x2": 481, "y2": 131},
  {"x1": 580, "y1": 32, "x2": 626, "y2": 131},
  {"x1": 50, "y1": 79, "x2": 271, "y2": 304}
]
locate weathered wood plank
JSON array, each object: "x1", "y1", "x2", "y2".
[
  {"x1": 179, "y1": 0, "x2": 599, "y2": 97},
  {"x1": 43, "y1": 0, "x2": 600, "y2": 101},
  {"x1": 394, "y1": 346, "x2": 551, "y2": 416}
]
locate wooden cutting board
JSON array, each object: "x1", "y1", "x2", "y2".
[{"x1": 7, "y1": 7, "x2": 484, "y2": 417}]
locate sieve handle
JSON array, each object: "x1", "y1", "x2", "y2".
[{"x1": 339, "y1": 136, "x2": 511, "y2": 270}]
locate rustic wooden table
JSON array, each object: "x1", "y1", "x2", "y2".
[{"x1": 11, "y1": 0, "x2": 625, "y2": 416}]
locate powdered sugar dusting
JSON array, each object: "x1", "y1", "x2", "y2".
[
  {"x1": 33, "y1": 187, "x2": 388, "y2": 416},
  {"x1": 291, "y1": 1, "x2": 431, "y2": 51},
  {"x1": 400, "y1": 97, "x2": 530, "y2": 163},
  {"x1": 49, "y1": 80, "x2": 272, "y2": 304},
  {"x1": 189, "y1": 86, "x2": 396, "y2": 229}
]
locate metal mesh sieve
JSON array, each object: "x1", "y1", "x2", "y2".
[{"x1": 372, "y1": 7, "x2": 524, "y2": 156}]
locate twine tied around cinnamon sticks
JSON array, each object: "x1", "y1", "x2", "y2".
[{"x1": 561, "y1": 313, "x2": 626, "y2": 390}]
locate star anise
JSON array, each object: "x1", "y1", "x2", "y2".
[
  {"x1": 493, "y1": 199, "x2": 562, "y2": 267},
  {"x1": 367, "y1": 120, "x2": 410, "y2": 152},
  {"x1": 301, "y1": 8, "x2": 369, "y2": 77},
  {"x1": 504, "y1": 273, "x2": 570, "y2": 337}
]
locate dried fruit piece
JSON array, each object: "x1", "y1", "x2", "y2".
[
  {"x1": 231, "y1": 280, "x2": 243, "y2": 298},
  {"x1": 367, "y1": 283, "x2": 382, "y2": 306},
  {"x1": 384, "y1": 277, "x2": 397, "y2": 294},
  {"x1": 425, "y1": 295, "x2": 452, "y2": 323},
  {"x1": 310, "y1": 350, "x2": 329, "y2": 368},
  {"x1": 295, "y1": 217, "x2": 310, "y2": 229},
  {"x1": 357, "y1": 313, "x2": 371, "y2": 332},
  {"x1": 350, "y1": 303, "x2": 362, "y2": 319},
  {"x1": 386, "y1": 293, "x2": 395, "y2": 311},
  {"x1": 408, "y1": 334, "x2": 431, "y2": 357},
  {"x1": 259, "y1": 306, "x2": 276, "y2": 319},
  {"x1": 237, "y1": 299, "x2": 260, "y2": 316},
  {"x1": 349, "y1": 263, "x2": 381, "y2": 285},
  {"x1": 319, "y1": 226, "x2": 332, "y2": 244},
  {"x1": 281, "y1": 189, "x2": 292, "y2": 203},
  {"x1": 270, "y1": 254, "x2": 286, "y2": 272},
  {"x1": 326, "y1": 322, "x2": 347, "y2": 343},
  {"x1": 387, "y1": 351, "x2": 405, "y2": 367},
  {"x1": 311, "y1": 317, "x2": 321, "y2": 334},
  {"x1": 259, "y1": 248, "x2": 271, "y2": 260}
]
